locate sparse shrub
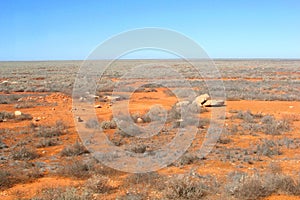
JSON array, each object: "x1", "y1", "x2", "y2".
[
  {"x1": 174, "y1": 152, "x2": 198, "y2": 166},
  {"x1": 172, "y1": 88, "x2": 192, "y2": 98},
  {"x1": 267, "y1": 162, "x2": 282, "y2": 174},
  {"x1": 218, "y1": 136, "x2": 232, "y2": 144},
  {"x1": 0, "y1": 168, "x2": 30, "y2": 189},
  {"x1": 116, "y1": 192, "x2": 147, "y2": 200},
  {"x1": 0, "y1": 170, "x2": 11, "y2": 188},
  {"x1": 164, "y1": 174, "x2": 213, "y2": 199},
  {"x1": 92, "y1": 162, "x2": 125, "y2": 177},
  {"x1": 0, "y1": 96, "x2": 9, "y2": 104},
  {"x1": 227, "y1": 171, "x2": 300, "y2": 199},
  {"x1": 282, "y1": 114, "x2": 300, "y2": 122},
  {"x1": 32, "y1": 187, "x2": 90, "y2": 200},
  {"x1": 36, "y1": 138, "x2": 59, "y2": 148},
  {"x1": 101, "y1": 119, "x2": 117, "y2": 129},
  {"x1": 34, "y1": 120, "x2": 68, "y2": 138},
  {"x1": 256, "y1": 139, "x2": 282, "y2": 158},
  {"x1": 228, "y1": 124, "x2": 239, "y2": 134},
  {"x1": 128, "y1": 144, "x2": 147, "y2": 153},
  {"x1": 264, "y1": 173, "x2": 300, "y2": 195},
  {"x1": 143, "y1": 105, "x2": 167, "y2": 122},
  {"x1": 227, "y1": 173, "x2": 271, "y2": 199},
  {"x1": 114, "y1": 121, "x2": 142, "y2": 137},
  {"x1": 0, "y1": 94, "x2": 30, "y2": 104},
  {"x1": 85, "y1": 175, "x2": 113, "y2": 194},
  {"x1": 261, "y1": 115, "x2": 291, "y2": 135},
  {"x1": 15, "y1": 113, "x2": 33, "y2": 121},
  {"x1": 0, "y1": 111, "x2": 14, "y2": 121},
  {"x1": 85, "y1": 118, "x2": 100, "y2": 129},
  {"x1": 59, "y1": 159, "x2": 92, "y2": 179},
  {"x1": 14, "y1": 101, "x2": 55, "y2": 109},
  {"x1": 96, "y1": 78, "x2": 115, "y2": 92},
  {"x1": 241, "y1": 122, "x2": 262, "y2": 133},
  {"x1": 27, "y1": 165, "x2": 44, "y2": 179},
  {"x1": 125, "y1": 172, "x2": 163, "y2": 189},
  {"x1": 0, "y1": 111, "x2": 33, "y2": 121},
  {"x1": 264, "y1": 118, "x2": 290, "y2": 135},
  {"x1": 167, "y1": 105, "x2": 181, "y2": 122},
  {"x1": 114, "y1": 128, "x2": 133, "y2": 138},
  {"x1": 187, "y1": 102, "x2": 209, "y2": 114},
  {"x1": 11, "y1": 146, "x2": 39, "y2": 160},
  {"x1": 236, "y1": 110, "x2": 254, "y2": 122},
  {"x1": 60, "y1": 141, "x2": 88, "y2": 156},
  {"x1": 181, "y1": 115, "x2": 199, "y2": 127},
  {"x1": 0, "y1": 138, "x2": 8, "y2": 149},
  {"x1": 261, "y1": 115, "x2": 275, "y2": 124},
  {"x1": 110, "y1": 133, "x2": 123, "y2": 146}
]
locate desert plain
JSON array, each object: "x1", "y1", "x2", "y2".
[{"x1": 0, "y1": 59, "x2": 300, "y2": 199}]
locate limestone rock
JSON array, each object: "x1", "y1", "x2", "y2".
[
  {"x1": 14, "y1": 111, "x2": 22, "y2": 116},
  {"x1": 203, "y1": 100, "x2": 225, "y2": 107},
  {"x1": 193, "y1": 94, "x2": 210, "y2": 106},
  {"x1": 136, "y1": 118, "x2": 143, "y2": 123}
]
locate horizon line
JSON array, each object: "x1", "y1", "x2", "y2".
[{"x1": 1, "y1": 58, "x2": 300, "y2": 62}]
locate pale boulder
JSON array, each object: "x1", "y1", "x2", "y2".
[
  {"x1": 203, "y1": 100, "x2": 225, "y2": 107},
  {"x1": 193, "y1": 94, "x2": 210, "y2": 106}
]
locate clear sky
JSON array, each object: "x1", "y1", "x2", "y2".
[{"x1": 0, "y1": 0, "x2": 299, "y2": 60}]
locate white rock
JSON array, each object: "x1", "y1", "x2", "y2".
[
  {"x1": 94, "y1": 104, "x2": 102, "y2": 108},
  {"x1": 14, "y1": 111, "x2": 22, "y2": 116},
  {"x1": 87, "y1": 94, "x2": 100, "y2": 99},
  {"x1": 136, "y1": 118, "x2": 143, "y2": 123},
  {"x1": 104, "y1": 96, "x2": 120, "y2": 101},
  {"x1": 193, "y1": 94, "x2": 210, "y2": 106},
  {"x1": 1, "y1": 80, "x2": 9, "y2": 85},
  {"x1": 79, "y1": 97, "x2": 86, "y2": 102},
  {"x1": 203, "y1": 100, "x2": 225, "y2": 107}
]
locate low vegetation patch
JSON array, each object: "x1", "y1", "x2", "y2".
[
  {"x1": 11, "y1": 146, "x2": 39, "y2": 160},
  {"x1": 85, "y1": 174, "x2": 114, "y2": 194},
  {"x1": 34, "y1": 120, "x2": 68, "y2": 138},
  {"x1": 60, "y1": 141, "x2": 89, "y2": 156},
  {"x1": 164, "y1": 173, "x2": 217, "y2": 199},
  {"x1": 58, "y1": 159, "x2": 93, "y2": 179},
  {"x1": 226, "y1": 171, "x2": 300, "y2": 199}
]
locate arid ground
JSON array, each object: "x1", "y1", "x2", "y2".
[{"x1": 0, "y1": 60, "x2": 300, "y2": 199}]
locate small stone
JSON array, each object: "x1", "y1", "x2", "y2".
[
  {"x1": 14, "y1": 111, "x2": 22, "y2": 116},
  {"x1": 94, "y1": 104, "x2": 102, "y2": 108},
  {"x1": 33, "y1": 117, "x2": 41, "y2": 122},
  {"x1": 136, "y1": 118, "x2": 143, "y2": 123},
  {"x1": 77, "y1": 116, "x2": 83, "y2": 122}
]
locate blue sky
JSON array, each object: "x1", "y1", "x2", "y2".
[{"x1": 0, "y1": 0, "x2": 299, "y2": 60}]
